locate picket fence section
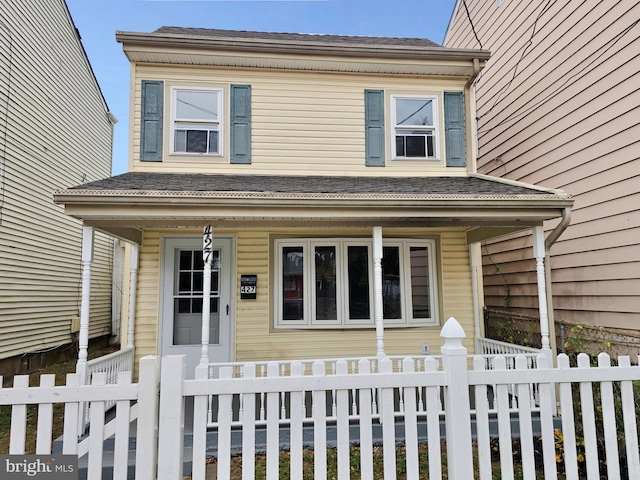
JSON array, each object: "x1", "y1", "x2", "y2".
[
  {"x1": 159, "y1": 318, "x2": 640, "y2": 480},
  {"x1": 1, "y1": 317, "x2": 640, "y2": 479},
  {"x1": 0, "y1": 356, "x2": 160, "y2": 480}
]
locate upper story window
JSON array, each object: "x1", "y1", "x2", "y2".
[
  {"x1": 391, "y1": 95, "x2": 439, "y2": 160},
  {"x1": 274, "y1": 238, "x2": 439, "y2": 329},
  {"x1": 171, "y1": 87, "x2": 223, "y2": 155}
]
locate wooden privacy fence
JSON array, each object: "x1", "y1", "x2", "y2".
[{"x1": 1, "y1": 317, "x2": 640, "y2": 479}]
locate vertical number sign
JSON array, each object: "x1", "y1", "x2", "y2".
[
  {"x1": 203, "y1": 225, "x2": 213, "y2": 266},
  {"x1": 201, "y1": 225, "x2": 213, "y2": 364}
]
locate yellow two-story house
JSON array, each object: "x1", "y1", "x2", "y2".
[{"x1": 54, "y1": 27, "x2": 573, "y2": 376}]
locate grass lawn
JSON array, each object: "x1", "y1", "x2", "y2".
[{"x1": 188, "y1": 444, "x2": 536, "y2": 480}]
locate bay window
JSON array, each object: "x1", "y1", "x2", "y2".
[{"x1": 275, "y1": 238, "x2": 438, "y2": 328}]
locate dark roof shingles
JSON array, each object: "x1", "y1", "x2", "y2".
[
  {"x1": 71, "y1": 173, "x2": 552, "y2": 197},
  {"x1": 152, "y1": 26, "x2": 442, "y2": 49}
]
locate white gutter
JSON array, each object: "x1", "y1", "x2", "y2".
[{"x1": 544, "y1": 206, "x2": 572, "y2": 363}]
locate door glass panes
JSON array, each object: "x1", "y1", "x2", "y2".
[
  {"x1": 173, "y1": 249, "x2": 221, "y2": 345},
  {"x1": 347, "y1": 246, "x2": 370, "y2": 320},
  {"x1": 382, "y1": 246, "x2": 401, "y2": 319},
  {"x1": 314, "y1": 246, "x2": 337, "y2": 321},
  {"x1": 409, "y1": 246, "x2": 430, "y2": 318},
  {"x1": 282, "y1": 247, "x2": 304, "y2": 321}
]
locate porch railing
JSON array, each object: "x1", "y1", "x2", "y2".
[
  {"x1": 207, "y1": 349, "x2": 543, "y2": 428},
  {"x1": 86, "y1": 346, "x2": 135, "y2": 384},
  {"x1": 475, "y1": 336, "x2": 542, "y2": 356},
  {"x1": 82, "y1": 346, "x2": 134, "y2": 428}
]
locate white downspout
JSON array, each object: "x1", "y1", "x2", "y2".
[
  {"x1": 373, "y1": 226, "x2": 385, "y2": 359},
  {"x1": 544, "y1": 207, "x2": 572, "y2": 361}
]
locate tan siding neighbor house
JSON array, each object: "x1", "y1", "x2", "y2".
[
  {"x1": 445, "y1": 0, "x2": 640, "y2": 334},
  {"x1": 54, "y1": 27, "x2": 573, "y2": 376},
  {"x1": 0, "y1": 0, "x2": 116, "y2": 374}
]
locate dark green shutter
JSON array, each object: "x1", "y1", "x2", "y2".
[
  {"x1": 140, "y1": 80, "x2": 163, "y2": 162},
  {"x1": 444, "y1": 91, "x2": 466, "y2": 167},
  {"x1": 365, "y1": 89, "x2": 385, "y2": 166},
  {"x1": 230, "y1": 84, "x2": 251, "y2": 164}
]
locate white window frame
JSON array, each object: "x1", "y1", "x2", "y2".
[
  {"x1": 170, "y1": 86, "x2": 223, "y2": 156},
  {"x1": 276, "y1": 241, "x2": 309, "y2": 327},
  {"x1": 403, "y1": 240, "x2": 439, "y2": 325},
  {"x1": 381, "y1": 240, "x2": 407, "y2": 326},
  {"x1": 274, "y1": 238, "x2": 439, "y2": 329},
  {"x1": 391, "y1": 94, "x2": 439, "y2": 160},
  {"x1": 342, "y1": 240, "x2": 375, "y2": 326},
  {"x1": 311, "y1": 240, "x2": 342, "y2": 326}
]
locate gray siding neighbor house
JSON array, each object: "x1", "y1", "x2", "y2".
[{"x1": 0, "y1": 0, "x2": 116, "y2": 374}]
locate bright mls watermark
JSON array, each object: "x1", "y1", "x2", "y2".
[{"x1": 0, "y1": 455, "x2": 77, "y2": 480}]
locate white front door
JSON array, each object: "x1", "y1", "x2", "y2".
[{"x1": 161, "y1": 237, "x2": 232, "y2": 377}]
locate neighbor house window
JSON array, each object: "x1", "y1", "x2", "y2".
[
  {"x1": 171, "y1": 87, "x2": 223, "y2": 155},
  {"x1": 275, "y1": 238, "x2": 438, "y2": 328},
  {"x1": 391, "y1": 95, "x2": 438, "y2": 159}
]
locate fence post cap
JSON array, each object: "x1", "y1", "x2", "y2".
[{"x1": 440, "y1": 317, "x2": 466, "y2": 340}]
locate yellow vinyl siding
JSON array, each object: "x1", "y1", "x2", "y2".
[
  {"x1": 133, "y1": 227, "x2": 475, "y2": 365},
  {"x1": 132, "y1": 231, "x2": 162, "y2": 367},
  {"x1": 0, "y1": 0, "x2": 113, "y2": 360},
  {"x1": 129, "y1": 65, "x2": 467, "y2": 176}
]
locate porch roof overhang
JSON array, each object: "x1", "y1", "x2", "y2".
[{"x1": 53, "y1": 172, "x2": 573, "y2": 245}]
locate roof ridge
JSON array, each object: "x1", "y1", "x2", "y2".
[{"x1": 144, "y1": 26, "x2": 443, "y2": 48}]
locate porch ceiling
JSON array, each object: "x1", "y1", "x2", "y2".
[{"x1": 53, "y1": 172, "x2": 573, "y2": 244}]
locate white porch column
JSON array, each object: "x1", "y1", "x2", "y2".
[
  {"x1": 373, "y1": 226, "x2": 385, "y2": 359},
  {"x1": 127, "y1": 243, "x2": 139, "y2": 349},
  {"x1": 533, "y1": 226, "x2": 551, "y2": 352},
  {"x1": 76, "y1": 225, "x2": 94, "y2": 383},
  {"x1": 200, "y1": 225, "x2": 213, "y2": 365}
]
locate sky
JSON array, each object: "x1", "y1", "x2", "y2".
[{"x1": 64, "y1": 0, "x2": 457, "y2": 175}]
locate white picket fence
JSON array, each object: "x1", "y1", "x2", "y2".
[
  {"x1": 0, "y1": 356, "x2": 161, "y2": 480},
  {"x1": 1, "y1": 317, "x2": 640, "y2": 479}
]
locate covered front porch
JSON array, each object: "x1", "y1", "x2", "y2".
[{"x1": 53, "y1": 172, "x2": 573, "y2": 392}]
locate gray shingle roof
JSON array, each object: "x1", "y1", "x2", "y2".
[
  {"x1": 68, "y1": 173, "x2": 561, "y2": 198},
  {"x1": 152, "y1": 26, "x2": 443, "y2": 49}
]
